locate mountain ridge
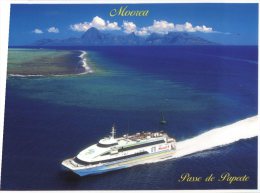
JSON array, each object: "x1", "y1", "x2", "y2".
[{"x1": 32, "y1": 27, "x2": 217, "y2": 46}]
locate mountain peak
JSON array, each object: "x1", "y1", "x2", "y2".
[
  {"x1": 81, "y1": 27, "x2": 102, "y2": 40},
  {"x1": 87, "y1": 27, "x2": 99, "y2": 33},
  {"x1": 127, "y1": 32, "x2": 136, "y2": 36}
]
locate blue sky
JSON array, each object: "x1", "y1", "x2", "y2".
[{"x1": 9, "y1": 4, "x2": 258, "y2": 45}]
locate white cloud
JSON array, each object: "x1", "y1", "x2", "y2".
[
  {"x1": 194, "y1": 25, "x2": 213, "y2": 33},
  {"x1": 48, "y1": 27, "x2": 59, "y2": 33},
  {"x1": 122, "y1": 21, "x2": 137, "y2": 34},
  {"x1": 70, "y1": 17, "x2": 214, "y2": 35},
  {"x1": 145, "y1": 20, "x2": 175, "y2": 34},
  {"x1": 134, "y1": 21, "x2": 213, "y2": 36},
  {"x1": 33, "y1": 28, "x2": 43, "y2": 34},
  {"x1": 92, "y1": 16, "x2": 106, "y2": 29},
  {"x1": 70, "y1": 22, "x2": 90, "y2": 32},
  {"x1": 70, "y1": 16, "x2": 120, "y2": 32},
  {"x1": 175, "y1": 22, "x2": 213, "y2": 33},
  {"x1": 135, "y1": 29, "x2": 149, "y2": 36},
  {"x1": 107, "y1": 21, "x2": 121, "y2": 30},
  {"x1": 175, "y1": 22, "x2": 195, "y2": 32}
]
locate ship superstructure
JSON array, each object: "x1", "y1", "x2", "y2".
[{"x1": 62, "y1": 125, "x2": 176, "y2": 176}]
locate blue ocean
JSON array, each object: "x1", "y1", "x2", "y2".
[{"x1": 1, "y1": 46, "x2": 258, "y2": 190}]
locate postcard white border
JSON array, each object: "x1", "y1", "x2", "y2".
[
  {"x1": 0, "y1": 0, "x2": 259, "y2": 192},
  {"x1": 0, "y1": 1, "x2": 10, "y2": 188}
]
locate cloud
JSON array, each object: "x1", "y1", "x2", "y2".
[
  {"x1": 121, "y1": 20, "x2": 214, "y2": 36},
  {"x1": 107, "y1": 21, "x2": 121, "y2": 30},
  {"x1": 70, "y1": 16, "x2": 121, "y2": 32},
  {"x1": 144, "y1": 20, "x2": 175, "y2": 34},
  {"x1": 122, "y1": 21, "x2": 137, "y2": 34},
  {"x1": 70, "y1": 22, "x2": 90, "y2": 32},
  {"x1": 175, "y1": 22, "x2": 194, "y2": 32},
  {"x1": 48, "y1": 27, "x2": 59, "y2": 33},
  {"x1": 122, "y1": 20, "x2": 175, "y2": 36},
  {"x1": 70, "y1": 16, "x2": 214, "y2": 35},
  {"x1": 135, "y1": 21, "x2": 213, "y2": 36},
  {"x1": 194, "y1": 25, "x2": 213, "y2": 33},
  {"x1": 91, "y1": 16, "x2": 106, "y2": 29},
  {"x1": 33, "y1": 28, "x2": 43, "y2": 34},
  {"x1": 175, "y1": 22, "x2": 213, "y2": 33},
  {"x1": 135, "y1": 29, "x2": 150, "y2": 36}
]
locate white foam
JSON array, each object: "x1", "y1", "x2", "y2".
[
  {"x1": 9, "y1": 74, "x2": 44, "y2": 77},
  {"x1": 145, "y1": 116, "x2": 259, "y2": 165},
  {"x1": 115, "y1": 116, "x2": 259, "y2": 168},
  {"x1": 172, "y1": 116, "x2": 259, "y2": 159},
  {"x1": 78, "y1": 50, "x2": 93, "y2": 74}
]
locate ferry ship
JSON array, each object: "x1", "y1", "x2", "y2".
[{"x1": 62, "y1": 125, "x2": 176, "y2": 176}]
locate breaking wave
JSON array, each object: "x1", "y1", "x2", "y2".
[
  {"x1": 9, "y1": 74, "x2": 44, "y2": 77},
  {"x1": 8, "y1": 73, "x2": 66, "y2": 78},
  {"x1": 78, "y1": 50, "x2": 93, "y2": 74}
]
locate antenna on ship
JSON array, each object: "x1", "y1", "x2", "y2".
[{"x1": 111, "y1": 124, "x2": 116, "y2": 139}]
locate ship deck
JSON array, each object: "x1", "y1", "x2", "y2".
[{"x1": 124, "y1": 131, "x2": 166, "y2": 141}]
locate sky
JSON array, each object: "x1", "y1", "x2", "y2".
[{"x1": 9, "y1": 3, "x2": 258, "y2": 45}]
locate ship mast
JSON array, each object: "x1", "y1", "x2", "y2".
[
  {"x1": 160, "y1": 112, "x2": 167, "y2": 125},
  {"x1": 111, "y1": 124, "x2": 116, "y2": 139}
]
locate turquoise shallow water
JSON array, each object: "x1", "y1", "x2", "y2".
[
  {"x1": 8, "y1": 48, "x2": 85, "y2": 75},
  {"x1": 7, "y1": 48, "x2": 245, "y2": 113},
  {"x1": 2, "y1": 46, "x2": 258, "y2": 190},
  {"x1": 9, "y1": 73, "x2": 233, "y2": 112}
]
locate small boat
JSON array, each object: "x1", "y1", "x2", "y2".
[{"x1": 160, "y1": 112, "x2": 167, "y2": 125}]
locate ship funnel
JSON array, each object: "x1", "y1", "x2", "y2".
[{"x1": 111, "y1": 124, "x2": 116, "y2": 138}]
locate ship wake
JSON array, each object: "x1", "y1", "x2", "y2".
[
  {"x1": 172, "y1": 116, "x2": 259, "y2": 159},
  {"x1": 148, "y1": 116, "x2": 259, "y2": 164}
]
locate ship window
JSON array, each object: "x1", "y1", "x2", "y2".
[
  {"x1": 119, "y1": 139, "x2": 165, "y2": 152},
  {"x1": 97, "y1": 142, "x2": 118, "y2": 148},
  {"x1": 74, "y1": 157, "x2": 89, "y2": 165},
  {"x1": 74, "y1": 151, "x2": 148, "y2": 166},
  {"x1": 101, "y1": 152, "x2": 110, "y2": 156}
]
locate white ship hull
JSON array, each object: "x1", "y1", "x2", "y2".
[{"x1": 62, "y1": 149, "x2": 175, "y2": 176}]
